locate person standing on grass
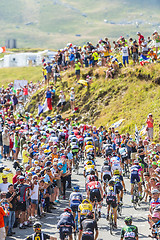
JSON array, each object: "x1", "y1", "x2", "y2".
[
  {"x1": 75, "y1": 59, "x2": 81, "y2": 82},
  {"x1": 46, "y1": 62, "x2": 53, "y2": 85},
  {"x1": 146, "y1": 113, "x2": 154, "y2": 141},
  {"x1": 137, "y1": 31, "x2": 144, "y2": 53},
  {"x1": 152, "y1": 30, "x2": 160, "y2": 55},
  {"x1": 46, "y1": 87, "x2": 52, "y2": 111},
  {"x1": 2, "y1": 128, "x2": 10, "y2": 160},
  {"x1": 69, "y1": 87, "x2": 75, "y2": 113},
  {"x1": 121, "y1": 42, "x2": 129, "y2": 67}
]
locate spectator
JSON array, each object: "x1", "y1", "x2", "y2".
[
  {"x1": 152, "y1": 30, "x2": 160, "y2": 55},
  {"x1": 69, "y1": 87, "x2": 75, "y2": 113},
  {"x1": 0, "y1": 175, "x2": 11, "y2": 192},
  {"x1": 57, "y1": 90, "x2": 66, "y2": 113},
  {"x1": 6, "y1": 184, "x2": 17, "y2": 236},
  {"x1": 131, "y1": 40, "x2": 139, "y2": 64},
  {"x1": 0, "y1": 204, "x2": 7, "y2": 240},
  {"x1": 46, "y1": 87, "x2": 52, "y2": 111},
  {"x1": 146, "y1": 113, "x2": 154, "y2": 141},
  {"x1": 137, "y1": 31, "x2": 144, "y2": 52},
  {"x1": 2, "y1": 128, "x2": 10, "y2": 160},
  {"x1": 46, "y1": 62, "x2": 53, "y2": 85},
  {"x1": 12, "y1": 169, "x2": 22, "y2": 184},
  {"x1": 148, "y1": 50, "x2": 157, "y2": 62},
  {"x1": 75, "y1": 59, "x2": 81, "y2": 81},
  {"x1": 121, "y1": 42, "x2": 129, "y2": 67}
]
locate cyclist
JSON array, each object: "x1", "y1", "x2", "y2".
[
  {"x1": 106, "y1": 179, "x2": 117, "y2": 228},
  {"x1": 69, "y1": 186, "x2": 83, "y2": 218},
  {"x1": 120, "y1": 217, "x2": 138, "y2": 240},
  {"x1": 119, "y1": 143, "x2": 128, "y2": 172},
  {"x1": 111, "y1": 155, "x2": 122, "y2": 174},
  {"x1": 70, "y1": 142, "x2": 79, "y2": 170},
  {"x1": 26, "y1": 222, "x2": 57, "y2": 240},
  {"x1": 78, "y1": 212, "x2": 99, "y2": 240},
  {"x1": 57, "y1": 208, "x2": 75, "y2": 240},
  {"x1": 101, "y1": 160, "x2": 112, "y2": 192},
  {"x1": 130, "y1": 160, "x2": 143, "y2": 202},
  {"x1": 112, "y1": 169, "x2": 126, "y2": 204},
  {"x1": 78, "y1": 199, "x2": 93, "y2": 223},
  {"x1": 87, "y1": 176, "x2": 103, "y2": 218},
  {"x1": 84, "y1": 160, "x2": 98, "y2": 178}
]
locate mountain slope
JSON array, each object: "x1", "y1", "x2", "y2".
[
  {"x1": 0, "y1": 0, "x2": 160, "y2": 48},
  {"x1": 23, "y1": 63, "x2": 160, "y2": 140}
]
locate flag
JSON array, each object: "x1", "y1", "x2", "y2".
[
  {"x1": 139, "y1": 125, "x2": 147, "y2": 136},
  {"x1": 38, "y1": 99, "x2": 49, "y2": 115},
  {"x1": 139, "y1": 54, "x2": 151, "y2": 66},
  {"x1": 135, "y1": 124, "x2": 140, "y2": 144},
  {"x1": 0, "y1": 46, "x2": 6, "y2": 53},
  {"x1": 110, "y1": 119, "x2": 125, "y2": 128}
]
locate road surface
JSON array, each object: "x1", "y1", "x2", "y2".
[{"x1": 1, "y1": 157, "x2": 150, "y2": 240}]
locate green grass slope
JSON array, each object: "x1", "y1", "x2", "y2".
[
  {"x1": 0, "y1": 0, "x2": 160, "y2": 48},
  {"x1": 22, "y1": 63, "x2": 160, "y2": 140}
]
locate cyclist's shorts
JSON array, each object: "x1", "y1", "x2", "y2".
[
  {"x1": 60, "y1": 226, "x2": 72, "y2": 239},
  {"x1": 121, "y1": 156, "x2": 128, "y2": 164},
  {"x1": 90, "y1": 189, "x2": 101, "y2": 202},
  {"x1": 115, "y1": 183, "x2": 123, "y2": 194},
  {"x1": 70, "y1": 202, "x2": 80, "y2": 213},
  {"x1": 103, "y1": 174, "x2": 111, "y2": 182},
  {"x1": 72, "y1": 149, "x2": 79, "y2": 153},
  {"x1": 131, "y1": 172, "x2": 140, "y2": 184},
  {"x1": 106, "y1": 196, "x2": 117, "y2": 208},
  {"x1": 82, "y1": 234, "x2": 94, "y2": 240}
]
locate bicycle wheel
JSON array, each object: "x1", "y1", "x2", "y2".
[{"x1": 109, "y1": 211, "x2": 113, "y2": 235}]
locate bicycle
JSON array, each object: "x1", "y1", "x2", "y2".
[
  {"x1": 93, "y1": 197, "x2": 99, "y2": 222},
  {"x1": 124, "y1": 160, "x2": 130, "y2": 179},
  {"x1": 74, "y1": 210, "x2": 79, "y2": 240},
  {"x1": 117, "y1": 202, "x2": 122, "y2": 217},
  {"x1": 132, "y1": 180, "x2": 141, "y2": 210},
  {"x1": 109, "y1": 206, "x2": 114, "y2": 235},
  {"x1": 73, "y1": 153, "x2": 79, "y2": 175}
]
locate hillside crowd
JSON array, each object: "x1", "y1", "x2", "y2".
[
  {"x1": 42, "y1": 30, "x2": 160, "y2": 84},
  {"x1": 0, "y1": 31, "x2": 160, "y2": 240}
]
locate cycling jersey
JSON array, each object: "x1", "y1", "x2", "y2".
[
  {"x1": 112, "y1": 163, "x2": 122, "y2": 173},
  {"x1": 106, "y1": 186, "x2": 117, "y2": 208},
  {"x1": 112, "y1": 175, "x2": 123, "y2": 185},
  {"x1": 150, "y1": 198, "x2": 160, "y2": 212},
  {"x1": 78, "y1": 203, "x2": 93, "y2": 216},
  {"x1": 84, "y1": 165, "x2": 96, "y2": 175},
  {"x1": 121, "y1": 225, "x2": 138, "y2": 240},
  {"x1": 80, "y1": 218, "x2": 98, "y2": 235},
  {"x1": 87, "y1": 181, "x2": 101, "y2": 191},
  {"x1": 57, "y1": 212, "x2": 75, "y2": 228},
  {"x1": 26, "y1": 233, "x2": 50, "y2": 240},
  {"x1": 130, "y1": 165, "x2": 142, "y2": 184},
  {"x1": 101, "y1": 165, "x2": 111, "y2": 177},
  {"x1": 69, "y1": 192, "x2": 83, "y2": 203}
]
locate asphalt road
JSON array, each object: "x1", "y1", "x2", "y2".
[{"x1": 1, "y1": 157, "x2": 151, "y2": 240}]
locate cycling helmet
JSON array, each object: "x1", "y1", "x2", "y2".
[
  {"x1": 114, "y1": 169, "x2": 120, "y2": 175},
  {"x1": 73, "y1": 186, "x2": 80, "y2": 192},
  {"x1": 86, "y1": 141, "x2": 93, "y2": 145},
  {"x1": 108, "y1": 179, "x2": 115, "y2": 186},
  {"x1": 124, "y1": 217, "x2": 132, "y2": 224},
  {"x1": 89, "y1": 176, "x2": 95, "y2": 182},
  {"x1": 64, "y1": 208, "x2": 72, "y2": 213},
  {"x1": 121, "y1": 143, "x2": 125, "y2": 148},
  {"x1": 108, "y1": 186, "x2": 114, "y2": 191},
  {"x1": 86, "y1": 212, "x2": 94, "y2": 219},
  {"x1": 82, "y1": 199, "x2": 90, "y2": 204},
  {"x1": 86, "y1": 160, "x2": 92, "y2": 165},
  {"x1": 33, "y1": 222, "x2": 42, "y2": 229},
  {"x1": 104, "y1": 160, "x2": 109, "y2": 165}
]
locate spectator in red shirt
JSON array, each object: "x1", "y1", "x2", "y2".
[
  {"x1": 146, "y1": 113, "x2": 154, "y2": 141},
  {"x1": 12, "y1": 169, "x2": 22, "y2": 184},
  {"x1": 0, "y1": 206, "x2": 6, "y2": 240},
  {"x1": 23, "y1": 85, "x2": 28, "y2": 102},
  {"x1": 137, "y1": 32, "x2": 144, "y2": 52}
]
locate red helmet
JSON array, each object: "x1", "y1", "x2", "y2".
[
  {"x1": 43, "y1": 63, "x2": 46, "y2": 66},
  {"x1": 89, "y1": 176, "x2": 95, "y2": 182},
  {"x1": 64, "y1": 208, "x2": 72, "y2": 213}
]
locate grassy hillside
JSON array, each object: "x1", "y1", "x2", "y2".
[
  {"x1": 0, "y1": 0, "x2": 159, "y2": 48},
  {"x1": 18, "y1": 63, "x2": 160, "y2": 140}
]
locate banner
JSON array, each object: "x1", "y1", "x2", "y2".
[{"x1": 14, "y1": 80, "x2": 28, "y2": 90}]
